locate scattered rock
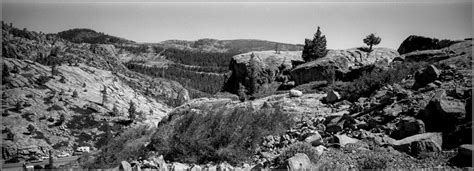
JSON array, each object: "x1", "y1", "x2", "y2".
[
  {"x1": 333, "y1": 134, "x2": 359, "y2": 147},
  {"x1": 285, "y1": 153, "x2": 313, "y2": 170},
  {"x1": 421, "y1": 90, "x2": 466, "y2": 132},
  {"x1": 392, "y1": 116, "x2": 426, "y2": 139},
  {"x1": 149, "y1": 155, "x2": 168, "y2": 171},
  {"x1": 289, "y1": 89, "x2": 303, "y2": 97},
  {"x1": 325, "y1": 90, "x2": 341, "y2": 103},
  {"x1": 172, "y1": 162, "x2": 189, "y2": 171},
  {"x1": 391, "y1": 132, "x2": 442, "y2": 156},
  {"x1": 190, "y1": 164, "x2": 202, "y2": 171},
  {"x1": 383, "y1": 104, "x2": 403, "y2": 117},
  {"x1": 314, "y1": 145, "x2": 327, "y2": 156},
  {"x1": 413, "y1": 65, "x2": 440, "y2": 89},
  {"x1": 120, "y1": 161, "x2": 132, "y2": 171},
  {"x1": 304, "y1": 132, "x2": 323, "y2": 146},
  {"x1": 217, "y1": 162, "x2": 233, "y2": 171}
]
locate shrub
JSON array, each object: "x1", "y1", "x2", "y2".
[
  {"x1": 152, "y1": 106, "x2": 295, "y2": 165},
  {"x1": 275, "y1": 142, "x2": 319, "y2": 166},
  {"x1": 327, "y1": 62, "x2": 426, "y2": 102},
  {"x1": 36, "y1": 75, "x2": 51, "y2": 85},
  {"x1": 357, "y1": 153, "x2": 389, "y2": 169},
  {"x1": 84, "y1": 125, "x2": 154, "y2": 168}
]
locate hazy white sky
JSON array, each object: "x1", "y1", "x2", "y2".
[{"x1": 2, "y1": 0, "x2": 472, "y2": 49}]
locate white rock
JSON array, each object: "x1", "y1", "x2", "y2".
[{"x1": 289, "y1": 89, "x2": 303, "y2": 97}]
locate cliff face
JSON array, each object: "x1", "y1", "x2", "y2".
[
  {"x1": 224, "y1": 51, "x2": 303, "y2": 95},
  {"x1": 1, "y1": 23, "x2": 190, "y2": 161},
  {"x1": 290, "y1": 48, "x2": 399, "y2": 85},
  {"x1": 1, "y1": 58, "x2": 172, "y2": 160},
  {"x1": 2, "y1": 23, "x2": 190, "y2": 107}
]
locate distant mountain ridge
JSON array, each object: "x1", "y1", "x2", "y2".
[
  {"x1": 58, "y1": 28, "x2": 135, "y2": 44},
  {"x1": 159, "y1": 38, "x2": 303, "y2": 53}
]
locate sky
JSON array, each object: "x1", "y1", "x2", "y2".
[{"x1": 1, "y1": 0, "x2": 472, "y2": 49}]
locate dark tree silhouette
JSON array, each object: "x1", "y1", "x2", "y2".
[
  {"x1": 302, "y1": 26, "x2": 328, "y2": 62},
  {"x1": 363, "y1": 33, "x2": 381, "y2": 52},
  {"x1": 248, "y1": 53, "x2": 260, "y2": 95},
  {"x1": 101, "y1": 85, "x2": 108, "y2": 106},
  {"x1": 72, "y1": 89, "x2": 78, "y2": 98},
  {"x1": 275, "y1": 43, "x2": 280, "y2": 54},
  {"x1": 128, "y1": 100, "x2": 136, "y2": 121}
]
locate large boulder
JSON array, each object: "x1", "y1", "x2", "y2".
[
  {"x1": 285, "y1": 153, "x2": 313, "y2": 170},
  {"x1": 419, "y1": 90, "x2": 466, "y2": 133},
  {"x1": 224, "y1": 51, "x2": 303, "y2": 95},
  {"x1": 290, "y1": 48, "x2": 398, "y2": 85},
  {"x1": 449, "y1": 144, "x2": 473, "y2": 167},
  {"x1": 413, "y1": 65, "x2": 441, "y2": 89},
  {"x1": 391, "y1": 132, "x2": 443, "y2": 156},
  {"x1": 325, "y1": 90, "x2": 341, "y2": 103},
  {"x1": 397, "y1": 35, "x2": 456, "y2": 55},
  {"x1": 392, "y1": 116, "x2": 426, "y2": 139}
]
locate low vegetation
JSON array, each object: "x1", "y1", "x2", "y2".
[
  {"x1": 275, "y1": 142, "x2": 320, "y2": 166},
  {"x1": 83, "y1": 125, "x2": 154, "y2": 168},
  {"x1": 325, "y1": 61, "x2": 427, "y2": 101},
  {"x1": 151, "y1": 106, "x2": 295, "y2": 165}
]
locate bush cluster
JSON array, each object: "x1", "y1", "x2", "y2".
[
  {"x1": 84, "y1": 125, "x2": 154, "y2": 168},
  {"x1": 326, "y1": 62, "x2": 426, "y2": 101},
  {"x1": 151, "y1": 106, "x2": 295, "y2": 165}
]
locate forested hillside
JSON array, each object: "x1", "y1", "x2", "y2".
[{"x1": 58, "y1": 28, "x2": 135, "y2": 44}]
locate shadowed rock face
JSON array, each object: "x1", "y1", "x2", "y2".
[
  {"x1": 224, "y1": 51, "x2": 303, "y2": 95},
  {"x1": 290, "y1": 48, "x2": 399, "y2": 85},
  {"x1": 397, "y1": 35, "x2": 458, "y2": 55}
]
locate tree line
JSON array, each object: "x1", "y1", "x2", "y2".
[{"x1": 124, "y1": 62, "x2": 228, "y2": 95}]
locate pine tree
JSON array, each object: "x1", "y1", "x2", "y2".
[
  {"x1": 363, "y1": 33, "x2": 381, "y2": 52},
  {"x1": 248, "y1": 53, "x2": 260, "y2": 95},
  {"x1": 238, "y1": 83, "x2": 247, "y2": 102},
  {"x1": 112, "y1": 103, "x2": 119, "y2": 116},
  {"x1": 302, "y1": 26, "x2": 328, "y2": 62},
  {"x1": 275, "y1": 43, "x2": 280, "y2": 54},
  {"x1": 128, "y1": 100, "x2": 136, "y2": 120},
  {"x1": 101, "y1": 85, "x2": 108, "y2": 106}
]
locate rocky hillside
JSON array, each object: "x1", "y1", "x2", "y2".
[
  {"x1": 1, "y1": 23, "x2": 190, "y2": 162},
  {"x1": 2, "y1": 23, "x2": 189, "y2": 106},
  {"x1": 84, "y1": 38, "x2": 472, "y2": 170},
  {"x1": 1, "y1": 58, "x2": 171, "y2": 161},
  {"x1": 290, "y1": 48, "x2": 399, "y2": 85}
]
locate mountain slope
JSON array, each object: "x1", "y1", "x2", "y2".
[{"x1": 58, "y1": 28, "x2": 135, "y2": 44}]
